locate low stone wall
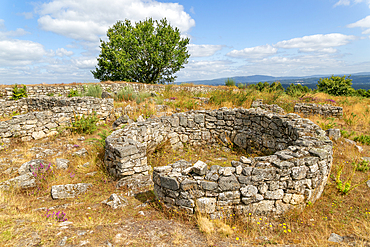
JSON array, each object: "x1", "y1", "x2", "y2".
[
  {"x1": 0, "y1": 82, "x2": 223, "y2": 100},
  {"x1": 294, "y1": 103, "x2": 343, "y2": 118},
  {"x1": 105, "y1": 107, "x2": 333, "y2": 216},
  {"x1": 0, "y1": 97, "x2": 113, "y2": 141},
  {"x1": 251, "y1": 99, "x2": 286, "y2": 114}
]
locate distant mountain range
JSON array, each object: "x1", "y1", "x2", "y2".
[{"x1": 180, "y1": 72, "x2": 370, "y2": 90}]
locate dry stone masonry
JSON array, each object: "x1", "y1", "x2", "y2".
[
  {"x1": 251, "y1": 99, "x2": 286, "y2": 115},
  {"x1": 105, "y1": 106, "x2": 333, "y2": 217},
  {"x1": 0, "y1": 97, "x2": 113, "y2": 142},
  {"x1": 294, "y1": 103, "x2": 343, "y2": 118},
  {"x1": 0, "y1": 82, "x2": 222, "y2": 100}
]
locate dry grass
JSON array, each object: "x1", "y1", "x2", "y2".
[{"x1": 1, "y1": 85, "x2": 370, "y2": 245}]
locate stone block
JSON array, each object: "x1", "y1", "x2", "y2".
[
  {"x1": 196, "y1": 197, "x2": 216, "y2": 214},
  {"x1": 218, "y1": 175, "x2": 240, "y2": 191},
  {"x1": 160, "y1": 176, "x2": 180, "y2": 190},
  {"x1": 51, "y1": 183, "x2": 92, "y2": 199},
  {"x1": 192, "y1": 160, "x2": 207, "y2": 175}
]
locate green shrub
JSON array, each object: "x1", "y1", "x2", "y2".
[
  {"x1": 115, "y1": 86, "x2": 136, "y2": 101},
  {"x1": 354, "y1": 134, "x2": 370, "y2": 145},
  {"x1": 317, "y1": 75, "x2": 354, "y2": 96},
  {"x1": 67, "y1": 89, "x2": 81, "y2": 97},
  {"x1": 84, "y1": 84, "x2": 102, "y2": 98},
  {"x1": 46, "y1": 92, "x2": 54, "y2": 97},
  {"x1": 285, "y1": 83, "x2": 311, "y2": 97},
  {"x1": 225, "y1": 78, "x2": 236, "y2": 87},
  {"x1": 114, "y1": 86, "x2": 151, "y2": 103},
  {"x1": 91, "y1": 129, "x2": 112, "y2": 148},
  {"x1": 68, "y1": 112, "x2": 99, "y2": 134},
  {"x1": 11, "y1": 84, "x2": 28, "y2": 100},
  {"x1": 237, "y1": 83, "x2": 246, "y2": 89},
  {"x1": 354, "y1": 160, "x2": 370, "y2": 172}
]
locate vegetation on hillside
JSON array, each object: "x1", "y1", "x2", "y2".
[{"x1": 1, "y1": 76, "x2": 370, "y2": 245}]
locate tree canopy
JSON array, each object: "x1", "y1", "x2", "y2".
[
  {"x1": 317, "y1": 75, "x2": 354, "y2": 96},
  {"x1": 91, "y1": 18, "x2": 190, "y2": 84}
]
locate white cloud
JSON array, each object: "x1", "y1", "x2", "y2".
[
  {"x1": 226, "y1": 44, "x2": 278, "y2": 59},
  {"x1": 17, "y1": 12, "x2": 34, "y2": 19},
  {"x1": 0, "y1": 40, "x2": 46, "y2": 66},
  {"x1": 274, "y1": 33, "x2": 355, "y2": 53},
  {"x1": 56, "y1": 48, "x2": 74, "y2": 57},
  {"x1": 334, "y1": 0, "x2": 351, "y2": 7},
  {"x1": 334, "y1": 0, "x2": 370, "y2": 7},
  {"x1": 347, "y1": 15, "x2": 370, "y2": 35},
  {"x1": 72, "y1": 57, "x2": 97, "y2": 69},
  {"x1": 188, "y1": 44, "x2": 224, "y2": 57},
  {"x1": 36, "y1": 0, "x2": 195, "y2": 42}
]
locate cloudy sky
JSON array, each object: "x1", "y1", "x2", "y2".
[{"x1": 1, "y1": 0, "x2": 370, "y2": 84}]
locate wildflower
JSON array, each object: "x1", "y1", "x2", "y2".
[
  {"x1": 236, "y1": 237, "x2": 239, "y2": 241},
  {"x1": 257, "y1": 222, "x2": 260, "y2": 225},
  {"x1": 288, "y1": 229, "x2": 291, "y2": 233},
  {"x1": 284, "y1": 230, "x2": 287, "y2": 233}
]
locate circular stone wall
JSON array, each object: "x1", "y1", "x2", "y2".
[{"x1": 105, "y1": 107, "x2": 333, "y2": 216}]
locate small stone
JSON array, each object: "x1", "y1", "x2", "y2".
[
  {"x1": 366, "y1": 180, "x2": 370, "y2": 188},
  {"x1": 56, "y1": 159, "x2": 70, "y2": 170},
  {"x1": 102, "y1": 193, "x2": 128, "y2": 209},
  {"x1": 82, "y1": 162, "x2": 90, "y2": 168},
  {"x1": 223, "y1": 167, "x2": 233, "y2": 176},
  {"x1": 235, "y1": 165, "x2": 243, "y2": 175},
  {"x1": 73, "y1": 148, "x2": 88, "y2": 157},
  {"x1": 240, "y1": 156, "x2": 252, "y2": 164},
  {"x1": 59, "y1": 236, "x2": 68, "y2": 246},
  {"x1": 192, "y1": 160, "x2": 207, "y2": 175},
  {"x1": 328, "y1": 233, "x2": 344, "y2": 243}
]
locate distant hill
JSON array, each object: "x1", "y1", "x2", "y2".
[{"x1": 179, "y1": 73, "x2": 370, "y2": 90}]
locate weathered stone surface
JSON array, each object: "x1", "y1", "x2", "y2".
[
  {"x1": 73, "y1": 148, "x2": 88, "y2": 157},
  {"x1": 0, "y1": 172, "x2": 36, "y2": 190},
  {"x1": 326, "y1": 128, "x2": 341, "y2": 141},
  {"x1": 160, "y1": 176, "x2": 180, "y2": 191},
  {"x1": 102, "y1": 193, "x2": 128, "y2": 209},
  {"x1": 196, "y1": 197, "x2": 216, "y2": 214},
  {"x1": 264, "y1": 189, "x2": 284, "y2": 200},
  {"x1": 218, "y1": 175, "x2": 240, "y2": 191},
  {"x1": 192, "y1": 160, "x2": 207, "y2": 175},
  {"x1": 200, "y1": 181, "x2": 218, "y2": 191},
  {"x1": 51, "y1": 183, "x2": 92, "y2": 199},
  {"x1": 328, "y1": 233, "x2": 344, "y2": 243},
  {"x1": 56, "y1": 158, "x2": 70, "y2": 169},
  {"x1": 181, "y1": 179, "x2": 198, "y2": 190},
  {"x1": 18, "y1": 159, "x2": 50, "y2": 175},
  {"x1": 240, "y1": 185, "x2": 258, "y2": 197}
]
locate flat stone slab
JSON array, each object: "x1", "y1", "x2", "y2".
[
  {"x1": 51, "y1": 183, "x2": 92, "y2": 199},
  {"x1": 0, "y1": 172, "x2": 36, "y2": 190}
]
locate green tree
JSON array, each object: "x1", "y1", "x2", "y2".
[
  {"x1": 92, "y1": 18, "x2": 190, "y2": 84},
  {"x1": 225, "y1": 78, "x2": 236, "y2": 87},
  {"x1": 317, "y1": 75, "x2": 354, "y2": 96}
]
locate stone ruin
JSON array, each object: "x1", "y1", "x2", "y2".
[
  {"x1": 105, "y1": 106, "x2": 333, "y2": 217},
  {"x1": 0, "y1": 97, "x2": 113, "y2": 142},
  {"x1": 294, "y1": 103, "x2": 343, "y2": 118}
]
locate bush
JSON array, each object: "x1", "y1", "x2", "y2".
[
  {"x1": 68, "y1": 112, "x2": 99, "y2": 134},
  {"x1": 317, "y1": 75, "x2": 354, "y2": 96},
  {"x1": 225, "y1": 78, "x2": 236, "y2": 87},
  {"x1": 84, "y1": 84, "x2": 102, "y2": 98},
  {"x1": 354, "y1": 134, "x2": 370, "y2": 145},
  {"x1": 11, "y1": 84, "x2": 28, "y2": 100},
  {"x1": 285, "y1": 83, "x2": 311, "y2": 97},
  {"x1": 237, "y1": 82, "x2": 246, "y2": 89},
  {"x1": 67, "y1": 89, "x2": 81, "y2": 97},
  {"x1": 114, "y1": 86, "x2": 151, "y2": 104}
]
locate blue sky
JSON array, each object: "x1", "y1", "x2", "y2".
[{"x1": 1, "y1": 0, "x2": 370, "y2": 84}]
